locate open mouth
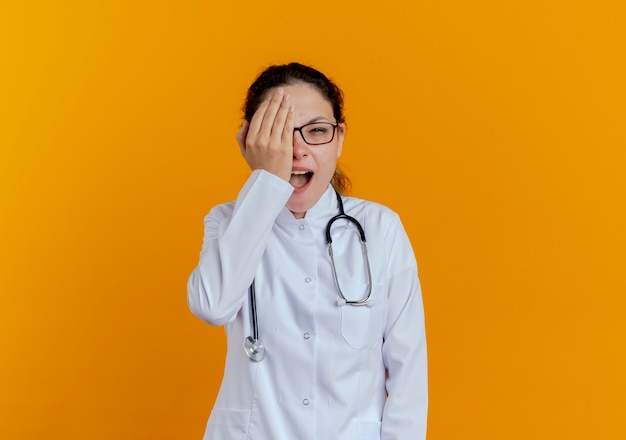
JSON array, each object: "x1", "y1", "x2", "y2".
[{"x1": 289, "y1": 170, "x2": 313, "y2": 189}]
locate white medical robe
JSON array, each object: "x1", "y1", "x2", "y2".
[{"x1": 188, "y1": 170, "x2": 428, "y2": 439}]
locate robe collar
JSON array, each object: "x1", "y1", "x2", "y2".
[{"x1": 275, "y1": 185, "x2": 338, "y2": 227}]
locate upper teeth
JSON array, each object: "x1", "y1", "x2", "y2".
[{"x1": 292, "y1": 171, "x2": 307, "y2": 175}]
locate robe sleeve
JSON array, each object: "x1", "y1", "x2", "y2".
[
  {"x1": 187, "y1": 170, "x2": 293, "y2": 326},
  {"x1": 381, "y1": 213, "x2": 428, "y2": 439}
]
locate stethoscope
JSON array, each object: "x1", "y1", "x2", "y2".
[{"x1": 243, "y1": 191, "x2": 373, "y2": 362}]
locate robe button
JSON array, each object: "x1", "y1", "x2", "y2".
[
  {"x1": 299, "y1": 224, "x2": 305, "y2": 231},
  {"x1": 305, "y1": 277, "x2": 312, "y2": 283},
  {"x1": 303, "y1": 332, "x2": 310, "y2": 339},
  {"x1": 302, "y1": 399, "x2": 310, "y2": 405}
]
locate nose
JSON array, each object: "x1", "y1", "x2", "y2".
[{"x1": 292, "y1": 130, "x2": 309, "y2": 159}]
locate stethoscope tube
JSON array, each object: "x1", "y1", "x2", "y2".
[
  {"x1": 244, "y1": 191, "x2": 373, "y2": 362},
  {"x1": 326, "y1": 192, "x2": 373, "y2": 306},
  {"x1": 243, "y1": 281, "x2": 265, "y2": 361}
]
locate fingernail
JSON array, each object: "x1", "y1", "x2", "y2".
[
  {"x1": 276, "y1": 88, "x2": 284, "y2": 96},
  {"x1": 283, "y1": 93, "x2": 290, "y2": 102}
]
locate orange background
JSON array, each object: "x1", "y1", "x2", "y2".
[{"x1": 1, "y1": 1, "x2": 625, "y2": 438}]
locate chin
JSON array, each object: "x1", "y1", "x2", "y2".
[
  {"x1": 286, "y1": 194, "x2": 314, "y2": 216},
  {"x1": 287, "y1": 182, "x2": 327, "y2": 216},
  {"x1": 286, "y1": 201, "x2": 310, "y2": 216}
]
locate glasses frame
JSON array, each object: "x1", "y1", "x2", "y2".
[{"x1": 293, "y1": 122, "x2": 339, "y2": 146}]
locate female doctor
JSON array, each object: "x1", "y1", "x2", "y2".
[{"x1": 187, "y1": 63, "x2": 427, "y2": 440}]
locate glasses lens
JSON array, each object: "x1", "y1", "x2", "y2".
[{"x1": 300, "y1": 122, "x2": 335, "y2": 145}]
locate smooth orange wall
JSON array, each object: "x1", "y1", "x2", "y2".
[{"x1": 1, "y1": 1, "x2": 625, "y2": 439}]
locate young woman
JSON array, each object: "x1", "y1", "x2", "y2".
[{"x1": 188, "y1": 63, "x2": 427, "y2": 439}]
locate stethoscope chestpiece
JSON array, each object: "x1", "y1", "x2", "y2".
[{"x1": 243, "y1": 336, "x2": 265, "y2": 362}]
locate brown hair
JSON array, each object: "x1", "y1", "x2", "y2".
[{"x1": 243, "y1": 63, "x2": 351, "y2": 195}]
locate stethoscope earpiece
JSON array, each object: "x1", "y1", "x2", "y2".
[{"x1": 337, "y1": 299, "x2": 375, "y2": 307}]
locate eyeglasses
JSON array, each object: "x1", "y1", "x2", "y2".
[{"x1": 293, "y1": 122, "x2": 339, "y2": 145}]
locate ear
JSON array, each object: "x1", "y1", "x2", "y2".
[{"x1": 336, "y1": 123, "x2": 345, "y2": 158}]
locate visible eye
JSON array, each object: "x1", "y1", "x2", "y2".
[
  {"x1": 306, "y1": 125, "x2": 328, "y2": 134},
  {"x1": 298, "y1": 122, "x2": 336, "y2": 145}
]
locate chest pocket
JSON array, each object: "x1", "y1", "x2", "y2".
[{"x1": 340, "y1": 282, "x2": 385, "y2": 349}]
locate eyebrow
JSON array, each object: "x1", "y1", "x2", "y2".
[{"x1": 304, "y1": 116, "x2": 332, "y2": 124}]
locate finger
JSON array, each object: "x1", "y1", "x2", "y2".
[
  {"x1": 236, "y1": 120, "x2": 249, "y2": 154},
  {"x1": 269, "y1": 93, "x2": 292, "y2": 144},
  {"x1": 280, "y1": 104, "x2": 295, "y2": 146},
  {"x1": 247, "y1": 97, "x2": 271, "y2": 138},
  {"x1": 258, "y1": 88, "x2": 285, "y2": 139}
]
